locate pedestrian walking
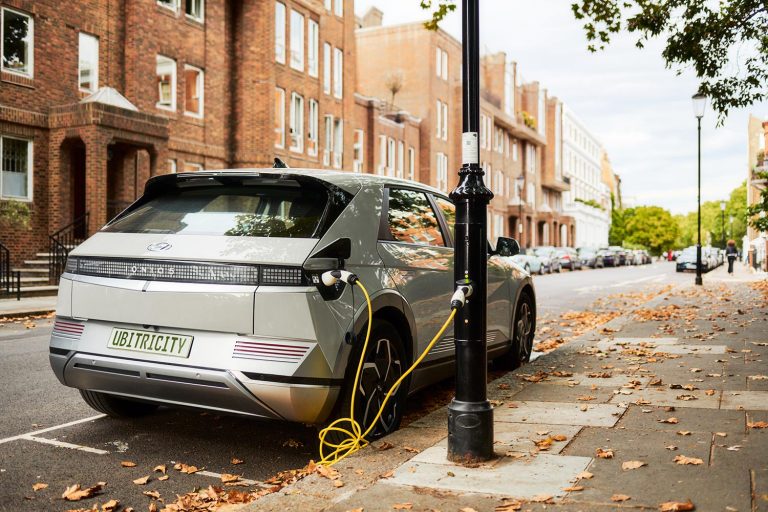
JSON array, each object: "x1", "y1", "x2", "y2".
[{"x1": 726, "y1": 239, "x2": 738, "y2": 275}]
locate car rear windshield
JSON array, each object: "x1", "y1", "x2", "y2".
[{"x1": 104, "y1": 180, "x2": 334, "y2": 238}]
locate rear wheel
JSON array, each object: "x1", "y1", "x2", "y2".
[
  {"x1": 79, "y1": 390, "x2": 158, "y2": 418},
  {"x1": 327, "y1": 320, "x2": 408, "y2": 441},
  {"x1": 495, "y1": 291, "x2": 535, "y2": 370}
]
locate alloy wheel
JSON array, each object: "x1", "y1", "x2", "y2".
[
  {"x1": 515, "y1": 299, "x2": 534, "y2": 362},
  {"x1": 356, "y1": 336, "x2": 405, "y2": 437}
]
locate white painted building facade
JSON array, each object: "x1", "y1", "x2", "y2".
[{"x1": 561, "y1": 104, "x2": 610, "y2": 248}]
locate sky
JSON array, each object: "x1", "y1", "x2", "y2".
[{"x1": 354, "y1": 0, "x2": 768, "y2": 215}]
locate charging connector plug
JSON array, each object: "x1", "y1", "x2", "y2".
[
  {"x1": 450, "y1": 284, "x2": 473, "y2": 310},
  {"x1": 321, "y1": 270, "x2": 359, "y2": 286}
]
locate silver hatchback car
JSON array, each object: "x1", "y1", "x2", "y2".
[{"x1": 50, "y1": 170, "x2": 536, "y2": 437}]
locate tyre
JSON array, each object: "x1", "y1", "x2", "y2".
[
  {"x1": 79, "y1": 390, "x2": 158, "y2": 418},
  {"x1": 555, "y1": 265, "x2": 561, "y2": 273},
  {"x1": 495, "y1": 291, "x2": 535, "y2": 370},
  {"x1": 327, "y1": 319, "x2": 408, "y2": 441}
]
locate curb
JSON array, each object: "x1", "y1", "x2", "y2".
[{"x1": 0, "y1": 309, "x2": 55, "y2": 320}]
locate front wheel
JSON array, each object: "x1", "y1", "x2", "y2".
[
  {"x1": 328, "y1": 320, "x2": 408, "y2": 441},
  {"x1": 495, "y1": 291, "x2": 535, "y2": 370},
  {"x1": 79, "y1": 390, "x2": 158, "y2": 418}
]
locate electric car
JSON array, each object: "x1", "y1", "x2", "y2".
[{"x1": 49, "y1": 169, "x2": 536, "y2": 438}]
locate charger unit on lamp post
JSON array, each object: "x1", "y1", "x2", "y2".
[
  {"x1": 447, "y1": 0, "x2": 494, "y2": 463},
  {"x1": 692, "y1": 91, "x2": 706, "y2": 286}
]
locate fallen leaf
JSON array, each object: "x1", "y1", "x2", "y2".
[
  {"x1": 101, "y1": 499, "x2": 119, "y2": 512},
  {"x1": 596, "y1": 448, "x2": 614, "y2": 459},
  {"x1": 552, "y1": 434, "x2": 568, "y2": 442},
  {"x1": 62, "y1": 482, "x2": 104, "y2": 501},
  {"x1": 221, "y1": 473, "x2": 241, "y2": 484},
  {"x1": 495, "y1": 501, "x2": 523, "y2": 511},
  {"x1": 158, "y1": 475, "x2": 169, "y2": 481},
  {"x1": 622, "y1": 460, "x2": 647, "y2": 470},
  {"x1": 132, "y1": 476, "x2": 150, "y2": 485},
  {"x1": 715, "y1": 432, "x2": 727, "y2": 437},
  {"x1": 32, "y1": 483, "x2": 48, "y2": 492},
  {"x1": 377, "y1": 441, "x2": 395, "y2": 451},
  {"x1": 392, "y1": 504, "x2": 413, "y2": 510},
  {"x1": 677, "y1": 431, "x2": 692, "y2": 436},
  {"x1": 333, "y1": 480, "x2": 344, "y2": 488},
  {"x1": 173, "y1": 463, "x2": 199, "y2": 474},
  {"x1": 705, "y1": 389, "x2": 716, "y2": 396},
  {"x1": 142, "y1": 490, "x2": 161, "y2": 499},
  {"x1": 403, "y1": 446, "x2": 420, "y2": 454},
  {"x1": 576, "y1": 471, "x2": 593, "y2": 479},
  {"x1": 231, "y1": 458, "x2": 244, "y2": 465},
  {"x1": 659, "y1": 417, "x2": 679, "y2": 424},
  {"x1": 530, "y1": 494, "x2": 554, "y2": 503},
  {"x1": 666, "y1": 445, "x2": 678, "y2": 450},
  {"x1": 120, "y1": 461, "x2": 136, "y2": 468},
  {"x1": 727, "y1": 445, "x2": 742, "y2": 451},
  {"x1": 677, "y1": 394, "x2": 698, "y2": 401},
  {"x1": 611, "y1": 494, "x2": 631, "y2": 502},
  {"x1": 749, "y1": 375, "x2": 768, "y2": 380},
  {"x1": 660, "y1": 500, "x2": 695, "y2": 511},
  {"x1": 577, "y1": 395, "x2": 596, "y2": 401},
  {"x1": 580, "y1": 404, "x2": 588, "y2": 411},
  {"x1": 563, "y1": 485, "x2": 584, "y2": 491},
  {"x1": 282, "y1": 438, "x2": 303, "y2": 448},
  {"x1": 649, "y1": 378, "x2": 663, "y2": 386},
  {"x1": 460, "y1": 508, "x2": 479, "y2": 512},
  {"x1": 674, "y1": 455, "x2": 703, "y2": 465},
  {"x1": 153, "y1": 464, "x2": 166, "y2": 474},
  {"x1": 748, "y1": 421, "x2": 768, "y2": 429}
]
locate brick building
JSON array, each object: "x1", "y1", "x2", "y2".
[{"x1": 0, "y1": 0, "x2": 356, "y2": 270}]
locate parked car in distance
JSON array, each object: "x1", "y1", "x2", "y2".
[
  {"x1": 578, "y1": 247, "x2": 604, "y2": 268},
  {"x1": 598, "y1": 248, "x2": 617, "y2": 267},
  {"x1": 676, "y1": 246, "x2": 706, "y2": 272},
  {"x1": 632, "y1": 249, "x2": 651, "y2": 265},
  {"x1": 511, "y1": 248, "x2": 545, "y2": 275},
  {"x1": 534, "y1": 246, "x2": 561, "y2": 273},
  {"x1": 49, "y1": 169, "x2": 537, "y2": 439},
  {"x1": 556, "y1": 247, "x2": 582, "y2": 270},
  {"x1": 608, "y1": 246, "x2": 628, "y2": 265}
]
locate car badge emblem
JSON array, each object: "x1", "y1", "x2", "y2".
[{"x1": 147, "y1": 242, "x2": 172, "y2": 252}]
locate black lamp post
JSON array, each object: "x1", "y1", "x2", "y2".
[
  {"x1": 516, "y1": 175, "x2": 525, "y2": 245},
  {"x1": 720, "y1": 201, "x2": 726, "y2": 247},
  {"x1": 692, "y1": 92, "x2": 706, "y2": 286},
  {"x1": 447, "y1": 0, "x2": 494, "y2": 463}
]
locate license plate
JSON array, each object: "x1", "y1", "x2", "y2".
[{"x1": 108, "y1": 328, "x2": 194, "y2": 358}]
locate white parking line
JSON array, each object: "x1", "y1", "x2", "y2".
[
  {"x1": 0, "y1": 414, "x2": 106, "y2": 445},
  {"x1": 195, "y1": 470, "x2": 264, "y2": 487},
  {"x1": 574, "y1": 273, "x2": 667, "y2": 294},
  {"x1": 23, "y1": 435, "x2": 109, "y2": 455}
]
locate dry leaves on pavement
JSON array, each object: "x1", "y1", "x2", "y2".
[
  {"x1": 62, "y1": 482, "x2": 105, "y2": 501},
  {"x1": 748, "y1": 421, "x2": 768, "y2": 429},
  {"x1": 622, "y1": 460, "x2": 647, "y2": 470},
  {"x1": 595, "y1": 448, "x2": 614, "y2": 459},
  {"x1": 132, "y1": 475, "x2": 150, "y2": 485},
  {"x1": 174, "y1": 462, "x2": 200, "y2": 474},
  {"x1": 495, "y1": 500, "x2": 523, "y2": 511},
  {"x1": 153, "y1": 464, "x2": 166, "y2": 474},
  {"x1": 674, "y1": 455, "x2": 703, "y2": 465},
  {"x1": 32, "y1": 483, "x2": 48, "y2": 491},
  {"x1": 611, "y1": 494, "x2": 631, "y2": 502},
  {"x1": 120, "y1": 461, "x2": 136, "y2": 468},
  {"x1": 660, "y1": 500, "x2": 696, "y2": 511},
  {"x1": 231, "y1": 458, "x2": 244, "y2": 465},
  {"x1": 659, "y1": 417, "x2": 679, "y2": 424},
  {"x1": 392, "y1": 503, "x2": 413, "y2": 510}
]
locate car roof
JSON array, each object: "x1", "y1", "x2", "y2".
[{"x1": 172, "y1": 168, "x2": 449, "y2": 197}]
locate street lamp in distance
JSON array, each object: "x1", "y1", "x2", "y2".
[
  {"x1": 720, "y1": 201, "x2": 726, "y2": 248},
  {"x1": 692, "y1": 91, "x2": 706, "y2": 286},
  {"x1": 516, "y1": 175, "x2": 525, "y2": 245}
]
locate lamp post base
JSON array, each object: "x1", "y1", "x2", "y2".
[
  {"x1": 447, "y1": 399, "x2": 494, "y2": 463},
  {"x1": 695, "y1": 276, "x2": 703, "y2": 286}
]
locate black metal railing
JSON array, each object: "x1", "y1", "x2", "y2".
[
  {"x1": 49, "y1": 212, "x2": 89, "y2": 282},
  {"x1": 0, "y1": 242, "x2": 21, "y2": 300}
]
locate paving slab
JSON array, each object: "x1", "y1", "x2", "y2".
[
  {"x1": 385, "y1": 453, "x2": 593, "y2": 499},
  {"x1": 495, "y1": 401, "x2": 626, "y2": 427},
  {"x1": 720, "y1": 390, "x2": 768, "y2": 410},
  {"x1": 543, "y1": 373, "x2": 652, "y2": 389},
  {"x1": 608, "y1": 387, "x2": 721, "y2": 409},
  {"x1": 615, "y1": 404, "x2": 745, "y2": 434},
  {"x1": 510, "y1": 382, "x2": 617, "y2": 403}
]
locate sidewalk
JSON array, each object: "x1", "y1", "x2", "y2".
[
  {"x1": 0, "y1": 295, "x2": 57, "y2": 319},
  {"x1": 234, "y1": 270, "x2": 768, "y2": 512}
]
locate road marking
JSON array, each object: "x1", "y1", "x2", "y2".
[
  {"x1": 574, "y1": 273, "x2": 667, "y2": 294},
  {"x1": 195, "y1": 470, "x2": 265, "y2": 487},
  {"x1": 22, "y1": 435, "x2": 109, "y2": 455},
  {"x1": 0, "y1": 414, "x2": 106, "y2": 445}
]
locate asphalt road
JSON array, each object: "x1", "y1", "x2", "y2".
[{"x1": 0, "y1": 261, "x2": 689, "y2": 511}]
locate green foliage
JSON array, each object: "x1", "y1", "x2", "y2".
[
  {"x1": 574, "y1": 197, "x2": 605, "y2": 211},
  {"x1": 570, "y1": 0, "x2": 768, "y2": 122},
  {"x1": 747, "y1": 171, "x2": 768, "y2": 232},
  {"x1": 608, "y1": 193, "x2": 625, "y2": 245},
  {"x1": 675, "y1": 181, "x2": 748, "y2": 249},
  {"x1": 0, "y1": 200, "x2": 31, "y2": 229},
  {"x1": 622, "y1": 206, "x2": 678, "y2": 256},
  {"x1": 421, "y1": 0, "x2": 457, "y2": 31},
  {"x1": 521, "y1": 111, "x2": 537, "y2": 130}
]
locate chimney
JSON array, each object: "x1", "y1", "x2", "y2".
[{"x1": 361, "y1": 7, "x2": 383, "y2": 28}]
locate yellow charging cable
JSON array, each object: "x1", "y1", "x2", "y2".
[{"x1": 317, "y1": 280, "x2": 458, "y2": 466}]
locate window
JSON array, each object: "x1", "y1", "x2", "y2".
[
  {"x1": 513, "y1": 141, "x2": 518, "y2": 161},
  {"x1": 185, "y1": 0, "x2": 203, "y2": 21},
  {"x1": 289, "y1": 92, "x2": 304, "y2": 152},
  {"x1": 527, "y1": 182, "x2": 535, "y2": 209},
  {"x1": 504, "y1": 64, "x2": 515, "y2": 117},
  {"x1": 485, "y1": 163, "x2": 491, "y2": 191},
  {"x1": 397, "y1": 141, "x2": 404, "y2": 178},
  {"x1": 479, "y1": 114, "x2": 486, "y2": 149},
  {"x1": 156, "y1": 55, "x2": 176, "y2": 110},
  {"x1": 332, "y1": 47, "x2": 343, "y2": 98},
  {"x1": 334, "y1": 0, "x2": 343, "y2": 17},
  {"x1": 353, "y1": 129, "x2": 364, "y2": 172},
  {"x1": 274, "y1": 87, "x2": 285, "y2": 148},
  {"x1": 526, "y1": 144, "x2": 536, "y2": 173},
  {"x1": 185, "y1": 162, "x2": 204, "y2": 172},
  {"x1": 387, "y1": 137, "x2": 395, "y2": 176},
  {"x1": 442, "y1": 102, "x2": 448, "y2": 140},
  {"x1": 435, "y1": 47, "x2": 447, "y2": 80},
  {"x1": 2, "y1": 8, "x2": 33, "y2": 77},
  {"x1": 308, "y1": 99, "x2": 318, "y2": 156},
  {"x1": 323, "y1": 115, "x2": 333, "y2": 166},
  {"x1": 436, "y1": 153, "x2": 448, "y2": 192},
  {"x1": 332, "y1": 118, "x2": 343, "y2": 168},
  {"x1": 495, "y1": 170, "x2": 504, "y2": 195},
  {"x1": 307, "y1": 19, "x2": 318, "y2": 77},
  {"x1": 157, "y1": 0, "x2": 178, "y2": 12},
  {"x1": 184, "y1": 65, "x2": 204, "y2": 117},
  {"x1": 436, "y1": 101, "x2": 442, "y2": 139},
  {"x1": 323, "y1": 43, "x2": 331, "y2": 94},
  {"x1": 78, "y1": 33, "x2": 98, "y2": 92},
  {"x1": 407, "y1": 147, "x2": 415, "y2": 181},
  {"x1": 168, "y1": 159, "x2": 177, "y2": 174},
  {"x1": 0, "y1": 136, "x2": 32, "y2": 200},
  {"x1": 435, "y1": 197, "x2": 455, "y2": 240},
  {"x1": 386, "y1": 189, "x2": 445, "y2": 247},
  {"x1": 494, "y1": 214, "x2": 504, "y2": 240},
  {"x1": 290, "y1": 10, "x2": 304, "y2": 71},
  {"x1": 324, "y1": 0, "x2": 332, "y2": 10},
  {"x1": 275, "y1": 2, "x2": 286, "y2": 64},
  {"x1": 441, "y1": 49, "x2": 448, "y2": 80},
  {"x1": 378, "y1": 135, "x2": 386, "y2": 174},
  {"x1": 485, "y1": 116, "x2": 492, "y2": 149}
]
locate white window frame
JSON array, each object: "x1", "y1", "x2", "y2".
[
  {"x1": 78, "y1": 32, "x2": 99, "y2": 93},
  {"x1": 378, "y1": 135, "x2": 387, "y2": 174},
  {"x1": 183, "y1": 65, "x2": 204, "y2": 118},
  {"x1": 323, "y1": 115, "x2": 333, "y2": 166},
  {"x1": 407, "y1": 147, "x2": 416, "y2": 181},
  {"x1": 307, "y1": 19, "x2": 319, "y2": 78},
  {"x1": 289, "y1": 92, "x2": 304, "y2": 153},
  {"x1": 513, "y1": 141, "x2": 518, "y2": 161},
  {"x1": 442, "y1": 102, "x2": 448, "y2": 140},
  {"x1": 324, "y1": 0, "x2": 332, "y2": 10},
  {"x1": 308, "y1": 99, "x2": 319, "y2": 156},
  {"x1": 436, "y1": 152, "x2": 448, "y2": 192},
  {"x1": 332, "y1": 118, "x2": 343, "y2": 168},
  {"x1": 323, "y1": 43, "x2": 331, "y2": 95},
  {"x1": 386, "y1": 137, "x2": 396, "y2": 176},
  {"x1": 441, "y1": 49, "x2": 448, "y2": 80},
  {"x1": 290, "y1": 10, "x2": 304, "y2": 71},
  {"x1": 334, "y1": 0, "x2": 343, "y2": 17},
  {"x1": 479, "y1": 114, "x2": 486, "y2": 148},
  {"x1": 185, "y1": 0, "x2": 204, "y2": 21},
  {"x1": 156, "y1": 55, "x2": 177, "y2": 111},
  {"x1": 436, "y1": 101, "x2": 442, "y2": 139},
  {"x1": 332, "y1": 47, "x2": 343, "y2": 99},
  {"x1": 274, "y1": 87, "x2": 285, "y2": 148},
  {"x1": 396, "y1": 140, "x2": 404, "y2": 178},
  {"x1": 185, "y1": 162, "x2": 204, "y2": 172},
  {"x1": 0, "y1": 136, "x2": 33, "y2": 201},
  {"x1": 435, "y1": 47, "x2": 442, "y2": 78},
  {"x1": 157, "y1": 0, "x2": 179, "y2": 13},
  {"x1": 353, "y1": 129, "x2": 364, "y2": 172},
  {"x1": 275, "y1": 2, "x2": 286, "y2": 64},
  {"x1": 1, "y1": 7, "x2": 34, "y2": 78},
  {"x1": 168, "y1": 159, "x2": 177, "y2": 174}
]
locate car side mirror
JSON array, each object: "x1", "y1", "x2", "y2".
[{"x1": 492, "y1": 237, "x2": 520, "y2": 257}]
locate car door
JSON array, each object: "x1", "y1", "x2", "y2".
[{"x1": 376, "y1": 188, "x2": 454, "y2": 376}]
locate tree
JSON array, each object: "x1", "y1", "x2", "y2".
[
  {"x1": 608, "y1": 193, "x2": 625, "y2": 245},
  {"x1": 747, "y1": 170, "x2": 768, "y2": 233},
  {"x1": 623, "y1": 206, "x2": 678, "y2": 255},
  {"x1": 421, "y1": 1, "x2": 768, "y2": 121},
  {"x1": 674, "y1": 181, "x2": 749, "y2": 249}
]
